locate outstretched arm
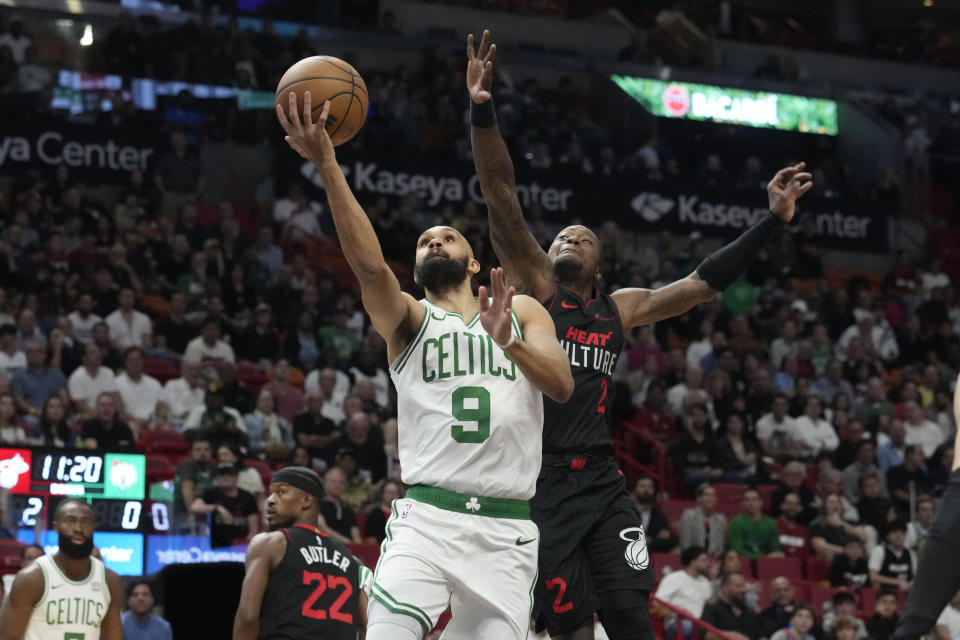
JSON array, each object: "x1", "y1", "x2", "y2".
[
  {"x1": 480, "y1": 268, "x2": 573, "y2": 403},
  {"x1": 613, "y1": 163, "x2": 813, "y2": 330},
  {"x1": 468, "y1": 31, "x2": 554, "y2": 303},
  {"x1": 277, "y1": 94, "x2": 423, "y2": 358}
]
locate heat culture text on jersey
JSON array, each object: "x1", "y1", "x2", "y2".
[
  {"x1": 421, "y1": 330, "x2": 517, "y2": 382},
  {"x1": 299, "y1": 535, "x2": 352, "y2": 573},
  {"x1": 559, "y1": 325, "x2": 619, "y2": 376}
]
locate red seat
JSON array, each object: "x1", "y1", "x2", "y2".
[
  {"x1": 236, "y1": 362, "x2": 268, "y2": 391},
  {"x1": 346, "y1": 543, "x2": 381, "y2": 569},
  {"x1": 143, "y1": 358, "x2": 179, "y2": 384},
  {"x1": 651, "y1": 552, "x2": 682, "y2": 580},
  {"x1": 756, "y1": 484, "x2": 778, "y2": 512},
  {"x1": 756, "y1": 556, "x2": 804, "y2": 581},
  {"x1": 805, "y1": 557, "x2": 831, "y2": 582},
  {"x1": 145, "y1": 454, "x2": 177, "y2": 483},
  {"x1": 859, "y1": 587, "x2": 876, "y2": 616},
  {"x1": 660, "y1": 500, "x2": 694, "y2": 538},
  {"x1": 141, "y1": 429, "x2": 189, "y2": 455},
  {"x1": 739, "y1": 556, "x2": 756, "y2": 579},
  {"x1": 714, "y1": 482, "x2": 747, "y2": 508},
  {"x1": 245, "y1": 458, "x2": 273, "y2": 488},
  {"x1": 355, "y1": 514, "x2": 367, "y2": 537},
  {"x1": 717, "y1": 501, "x2": 741, "y2": 521}
]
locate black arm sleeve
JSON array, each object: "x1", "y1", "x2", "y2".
[{"x1": 695, "y1": 211, "x2": 786, "y2": 291}]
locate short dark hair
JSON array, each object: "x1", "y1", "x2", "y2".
[
  {"x1": 793, "y1": 602, "x2": 816, "y2": 620},
  {"x1": 681, "y1": 546, "x2": 705, "y2": 566},
  {"x1": 123, "y1": 346, "x2": 144, "y2": 362},
  {"x1": 832, "y1": 591, "x2": 856, "y2": 606},
  {"x1": 876, "y1": 586, "x2": 899, "y2": 600},
  {"x1": 0, "y1": 324, "x2": 15, "y2": 337},
  {"x1": 126, "y1": 579, "x2": 154, "y2": 600},
  {"x1": 720, "y1": 571, "x2": 744, "y2": 588},
  {"x1": 742, "y1": 487, "x2": 761, "y2": 499},
  {"x1": 20, "y1": 544, "x2": 43, "y2": 560},
  {"x1": 695, "y1": 482, "x2": 713, "y2": 497},
  {"x1": 53, "y1": 498, "x2": 95, "y2": 521},
  {"x1": 884, "y1": 518, "x2": 907, "y2": 536},
  {"x1": 201, "y1": 315, "x2": 220, "y2": 329},
  {"x1": 635, "y1": 473, "x2": 658, "y2": 493}
]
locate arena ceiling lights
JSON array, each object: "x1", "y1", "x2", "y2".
[{"x1": 611, "y1": 75, "x2": 838, "y2": 136}]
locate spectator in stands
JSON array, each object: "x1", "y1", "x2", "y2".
[
  {"x1": 825, "y1": 614, "x2": 860, "y2": 640},
  {"x1": 174, "y1": 436, "x2": 213, "y2": 529},
  {"x1": 36, "y1": 396, "x2": 72, "y2": 447},
  {"x1": 687, "y1": 320, "x2": 715, "y2": 367},
  {"x1": 293, "y1": 391, "x2": 340, "y2": 471},
  {"x1": 191, "y1": 462, "x2": 259, "y2": 548},
  {"x1": 236, "y1": 303, "x2": 280, "y2": 368},
  {"x1": 814, "y1": 468, "x2": 859, "y2": 523},
  {"x1": 217, "y1": 363, "x2": 254, "y2": 415},
  {"x1": 811, "y1": 361, "x2": 855, "y2": 408},
  {"x1": 756, "y1": 393, "x2": 802, "y2": 458},
  {"x1": 770, "y1": 461, "x2": 816, "y2": 524},
  {"x1": 828, "y1": 415, "x2": 864, "y2": 471},
  {"x1": 776, "y1": 491, "x2": 810, "y2": 561},
  {"x1": 105, "y1": 288, "x2": 152, "y2": 350},
  {"x1": 285, "y1": 310, "x2": 321, "y2": 371},
  {"x1": 856, "y1": 471, "x2": 894, "y2": 536},
  {"x1": 822, "y1": 593, "x2": 867, "y2": 640},
  {"x1": 934, "y1": 590, "x2": 960, "y2": 640},
  {"x1": 244, "y1": 388, "x2": 291, "y2": 462},
  {"x1": 841, "y1": 438, "x2": 884, "y2": 504},
  {"x1": 67, "y1": 344, "x2": 117, "y2": 419},
  {"x1": 728, "y1": 487, "x2": 782, "y2": 559},
  {"x1": 886, "y1": 444, "x2": 933, "y2": 514},
  {"x1": 669, "y1": 404, "x2": 720, "y2": 491},
  {"x1": 865, "y1": 587, "x2": 900, "y2": 640},
  {"x1": 654, "y1": 545, "x2": 712, "y2": 639},
  {"x1": 336, "y1": 447, "x2": 375, "y2": 511},
  {"x1": 253, "y1": 227, "x2": 283, "y2": 279},
  {"x1": 160, "y1": 358, "x2": 204, "y2": 428},
  {"x1": 902, "y1": 399, "x2": 945, "y2": 457},
  {"x1": 216, "y1": 443, "x2": 264, "y2": 511},
  {"x1": 122, "y1": 580, "x2": 172, "y2": 640},
  {"x1": 0, "y1": 324, "x2": 25, "y2": 380},
  {"x1": 20, "y1": 544, "x2": 43, "y2": 568},
  {"x1": 758, "y1": 578, "x2": 799, "y2": 640},
  {"x1": 679, "y1": 483, "x2": 727, "y2": 557},
  {"x1": 769, "y1": 602, "x2": 817, "y2": 640},
  {"x1": 809, "y1": 494, "x2": 868, "y2": 560},
  {"x1": 795, "y1": 396, "x2": 839, "y2": 457},
  {"x1": 11, "y1": 339, "x2": 67, "y2": 421},
  {"x1": 363, "y1": 480, "x2": 401, "y2": 544},
  {"x1": 0, "y1": 17, "x2": 31, "y2": 64},
  {"x1": 716, "y1": 413, "x2": 764, "y2": 483},
  {"x1": 304, "y1": 367, "x2": 348, "y2": 424},
  {"x1": 876, "y1": 419, "x2": 906, "y2": 473},
  {"x1": 701, "y1": 572, "x2": 760, "y2": 640},
  {"x1": 343, "y1": 411, "x2": 387, "y2": 483},
  {"x1": 667, "y1": 364, "x2": 709, "y2": 416},
  {"x1": 115, "y1": 347, "x2": 163, "y2": 436},
  {"x1": 90, "y1": 322, "x2": 122, "y2": 371},
  {"x1": 263, "y1": 359, "x2": 303, "y2": 424},
  {"x1": 184, "y1": 316, "x2": 236, "y2": 369},
  {"x1": 14, "y1": 309, "x2": 44, "y2": 352},
  {"x1": 857, "y1": 377, "x2": 895, "y2": 430},
  {"x1": 869, "y1": 519, "x2": 916, "y2": 590},
  {"x1": 905, "y1": 495, "x2": 935, "y2": 553},
  {"x1": 0, "y1": 393, "x2": 24, "y2": 444},
  {"x1": 769, "y1": 319, "x2": 799, "y2": 371},
  {"x1": 67, "y1": 294, "x2": 102, "y2": 349},
  {"x1": 632, "y1": 381, "x2": 676, "y2": 445},
  {"x1": 829, "y1": 538, "x2": 869, "y2": 589},
  {"x1": 153, "y1": 292, "x2": 195, "y2": 356},
  {"x1": 81, "y1": 392, "x2": 136, "y2": 451},
  {"x1": 184, "y1": 382, "x2": 247, "y2": 453},
  {"x1": 155, "y1": 131, "x2": 203, "y2": 218},
  {"x1": 319, "y1": 466, "x2": 362, "y2": 545},
  {"x1": 632, "y1": 474, "x2": 673, "y2": 552}
]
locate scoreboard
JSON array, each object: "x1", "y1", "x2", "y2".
[{"x1": 0, "y1": 447, "x2": 169, "y2": 534}]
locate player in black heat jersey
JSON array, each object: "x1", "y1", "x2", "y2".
[
  {"x1": 233, "y1": 467, "x2": 368, "y2": 640},
  {"x1": 468, "y1": 30, "x2": 813, "y2": 640}
]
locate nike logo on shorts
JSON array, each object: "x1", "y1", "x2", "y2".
[{"x1": 516, "y1": 537, "x2": 537, "y2": 546}]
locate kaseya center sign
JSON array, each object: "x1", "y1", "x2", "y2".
[{"x1": 612, "y1": 75, "x2": 838, "y2": 136}]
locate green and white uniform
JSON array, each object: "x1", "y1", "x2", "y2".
[
  {"x1": 370, "y1": 300, "x2": 542, "y2": 639},
  {"x1": 26, "y1": 555, "x2": 111, "y2": 640}
]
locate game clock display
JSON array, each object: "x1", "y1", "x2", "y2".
[{"x1": 0, "y1": 447, "x2": 145, "y2": 499}]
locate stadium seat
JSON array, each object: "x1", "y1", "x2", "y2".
[
  {"x1": 805, "y1": 557, "x2": 831, "y2": 583},
  {"x1": 143, "y1": 358, "x2": 179, "y2": 384},
  {"x1": 739, "y1": 556, "x2": 756, "y2": 579},
  {"x1": 713, "y1": 482, "x2": 746, "y2": 508},
  {"x1": 146, "y1": 454, "x2": 177, "y2": 483},
  {"x1": 347, "y1": 543, "x2": 381, "y2": 569},
  {"x1": 859, "y1": 587, "x2": 876, "y2": 616},
  {"x1": 809, "y1": 585, "x2": 849, "y2": 615},
  {"x1": 140, "y1": 429, "x2": 189, "y2": 456},
  {"x1": 756, "y1": 484, "x2": 777, "y2": 511},
  {"x1": 355, "y1": 514, "x2": 367, "y2": 537},
  {"x1": 660, "y1": 500, "x2": 694, "y2": 538},
  {"x1": 756, "y1": 556, "x2": 803, "y2": 581},
  {"x1": 245, "y1": 458, "x2": 273, "y2": 488},
  {"x1": 651, "y1": 552, "x2": 682, "y2": 580},
  {"x1": 236, "y1": 362, "x2": 268, "y2": 390}
]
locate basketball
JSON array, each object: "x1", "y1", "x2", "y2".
[{"x1": 275, "y1": 55, "x2": 368, "y2": 147}]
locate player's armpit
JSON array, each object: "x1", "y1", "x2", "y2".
[
  {"x1": 233, "y1": 532, "x2": 286, "y2": 640},
  {"x1": 100, "y1": 569, "x2": 125, "y2": 640},
  {"x1": 0, "y1": 566, "x2": 44, "y2": 640},
  {"x1": 509, "y1": 295, "x2": 574, "y2": 403},
  {"x1": 611, "y1": 273, "x2": 716, "y2": 331},
  {"x1": 362, "y1": 287, "x2": 425, "y2": 365}
]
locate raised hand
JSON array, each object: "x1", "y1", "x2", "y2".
[
  {"x1": 275, "y1": 91, "x2": 336, "y2": 170},
  {"x1": 479, "y1": 267, "x2": 515, "y2": 349},
  {"x1": 767, "y1": 162, "x2": 814, "y2": 222},
  {"x1": 466, "y1": 30, "x2": 496, "y2": 104}
]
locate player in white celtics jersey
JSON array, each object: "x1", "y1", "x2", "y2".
[
  {"x1": 278, "y1": 93, "x2": 574, "y2": 639},
  {"x1": 0, "y1": 499, "x2": 123, "y2": 640}
]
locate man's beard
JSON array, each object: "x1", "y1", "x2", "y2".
[
  {"x1": 415, "y1": 255, "x2": 469, "y2": 294},
  {"x1": 58, "y1": 532, "x2": 94, "y2": 559},
  {"x1": 552, "y1": 253, "x2": 584, "y2": 283}
]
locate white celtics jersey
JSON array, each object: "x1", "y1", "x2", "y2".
[
  {"x1": 390, "y1": 300, "x2": 544, "y2": 500},
  {"x1": 26, "y1": 555, "x2": 111, "y2": 640}
]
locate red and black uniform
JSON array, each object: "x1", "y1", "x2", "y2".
[
  {"x1": 259, "y1": 524, "x2": 362, "y2": 640},
  {"x1": 531, "y1": 282, "x2": 654, "y2": 637}
]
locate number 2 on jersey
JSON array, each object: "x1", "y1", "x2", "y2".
[
  {"x1": 451, "y1": 386, "x2": 490, "y2": 443},
  {"x1": 597, "y1": 378, "x2": 608, "y2": 414},
  {"x1": 301, "y1": 570, "x2": 353, "y2": 623}
]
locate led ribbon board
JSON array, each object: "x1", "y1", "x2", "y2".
[{"x1": 611, "y1": 75, "x2": 838, "y2": 135}]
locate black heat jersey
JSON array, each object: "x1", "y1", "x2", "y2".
[
  {"x1": 543, "y1": 282, "x2": 623, "y2": 454},
  {"x1": 258, "y1": 523, "x2": 361, "y2": 640}
]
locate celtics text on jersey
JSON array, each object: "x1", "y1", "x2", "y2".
[{"x1": 26, "y1": 555, "x2": 111, "y2": 640}]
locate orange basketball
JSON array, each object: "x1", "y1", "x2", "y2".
[{"x1": 275, "y1": 55, "x2": 368, "y2": 147}]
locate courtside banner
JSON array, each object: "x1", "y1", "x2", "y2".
[
  {"x1": 0, "y1": 121, "x2": 157, "y2": 181},
  {"x1": 296, "y1": 153, "x2": 888, "y2": 252}
]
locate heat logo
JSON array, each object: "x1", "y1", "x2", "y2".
[
  {"x1": 619, "y1": 527, "x2": 649, "y2": 571},
  {"x1": 0, "y1": 452, "x2": 28, "y2": 490}
]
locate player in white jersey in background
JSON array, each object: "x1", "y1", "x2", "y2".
[
  {"x1": 0, "y1": 499, "x2": 123, "y2": 640},
  {"x1": 277, "y1": 93, "x2": 573, "y2": 640}
]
